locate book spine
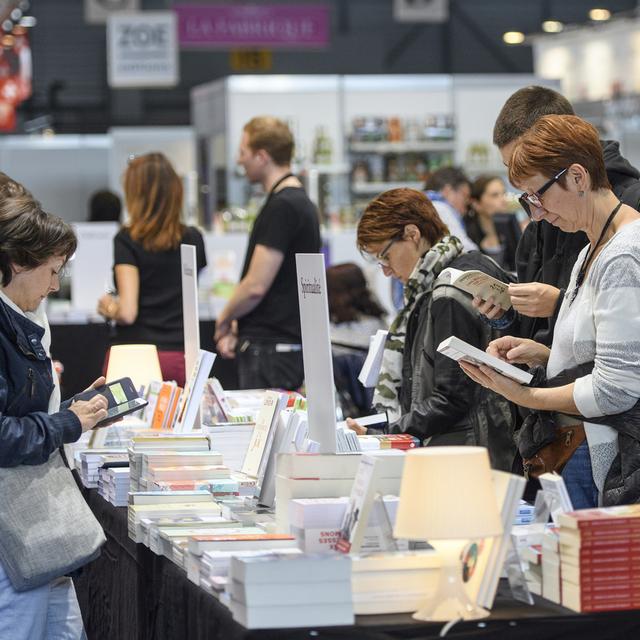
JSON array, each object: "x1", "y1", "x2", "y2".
[{"x1": 573, "y1": 519, "x2": 640, "y2": 532}]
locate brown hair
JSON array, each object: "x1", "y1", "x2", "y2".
[
  {"x1": 424, "y1": 166, "x2": 470, "y2": 192},
  {"x1": 470, "y1": 175, "x2": 503, "y2": 202},
  {"x1": 357, "y1": 188, "x2": 449, "y2": 252},
  {"x1": 493, "y1": 86, "x2": 575, "y2": 148},
  {"x1": 244, "y1": 117, "x2": 294, "y2": 166},
  {"x1": 0, "y1": 193, "x2": 77, "y2": 286},
  {"x1": 326, "y1": 263, "x2": 386, "y2": 324},
  {"x1": 509, "y1": 115, "x2": 610, "y2": 192},
  {"x1": 124, "y1": 152, "x2": 184, "y2": 252}
]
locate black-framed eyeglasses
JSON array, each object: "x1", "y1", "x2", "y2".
[
  {"x1": 375, "y1": 236, "x2": 401, "y2": 266},
  {"x1": 518, "y1": 167, "x2": 568, "y2": 218}
]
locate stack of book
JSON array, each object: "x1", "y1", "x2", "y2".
[
  {"x1": 228, "y1": 553, "x2": 354, "y2": 629},
  {"x1": 521, "y1": 544, "x2": 543, "y2": 595},
  {"x1": 559, "y1": 505, "x2": 640, "y2": 612},
  {"x1": 515, "y1": 500, "x2": 536, "y2": 525},
  {"x1": 145, "y1": 516, "x2": 239, "y2": 554},
  {"x1": 128, "y1": 498, "x2": 221, "y2": 543},
  {"x1": 275, "y1": 452, "x2": 405, "y2": 532},
  {"x1": 357, "y1": 433, "x2": 419, "y2": 450},
  {"x1": 98, "y1": 466, "x2": 130, "y2": 507},
  {"x1": 288, "y1": 496, "x2": 405, "y2": 553},
  {"x1": 351, "y1": 550, "x2": 441, "y2": 614},
  {"x1": 542, "y1": 527, "x2": 561, "y2": 603},
  {"x1": 203, "y1": 424, "x2": 255, "y2": 471},
  {"x1": 79, "y1": 450, "x2": 127, "y2": 488},
  {"x1": 128, "y1": 433, "x2": 211, "y2": 490},
  {"x1": 145, "y1": 463, "x2": 230, "y2": 487}
]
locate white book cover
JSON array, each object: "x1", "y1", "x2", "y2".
[
  {"x1": 174, "y1": 349, "x2": 216, "y2": 433},
  {"x1": 358, "y1": 329, "x2": 388, "y2": 387},
  {"x1": 437, "y1": 336, "x2": 533, "y2": 384},
  {"x1": 242, "y1": 391, "x2": 287, "y2": 480},
  {"x1": 439, "y1": 267, "x2": 511, "y2": 309}
]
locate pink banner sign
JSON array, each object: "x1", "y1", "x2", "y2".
[{"x1": 175, "y1": 4, "x2": 330, "y2": 49}]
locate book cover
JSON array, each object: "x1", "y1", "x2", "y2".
[
  {"x1": 151, "y1": 382, "x2": 177, "y2": 430},
  {"x1": 439, "y1": 267, "x2": 511, "y2": 310},
  {"x1": 174, "y1": 349, "x2": 217, "y2": 433},
  {"x1": 558, "y1": 504, "x2": 640, "y2": 529}
]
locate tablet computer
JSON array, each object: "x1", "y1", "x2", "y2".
[
  {"x1": 437, "y1": 336, "x2": 533, "y2": 385},
  {"x1": 74, "y1": 377, "x2": 148, "y2": 427}
]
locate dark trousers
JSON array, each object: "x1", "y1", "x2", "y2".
[{"x1": 236, "y1": 340, "x2": 304, "y2": 391}]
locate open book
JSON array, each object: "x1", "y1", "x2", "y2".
[
  {"x1": 437, "y1": 336, "x2": 533, "y2": 385},
  {"x1": 439, "y1": 267, "x2": 511, "y2": 310}
]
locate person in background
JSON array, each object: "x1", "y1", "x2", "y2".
[
  {"x1": 326, "y1": 262, "x2": 387, "y2": 350},
  {"x1": 214, "y1": 116, "x2": 321, "y2": 390},
  {"x1": 97, "y1": 153, "x2": 206, "y2": 387},
  {"x1": 327, "y1": 263, "x2": 388, "y2": 416},
  {"x1": 478, "y1": 85, "x2": 640, "y2": 345},
  {"x1": 347, "y1": 188, "x2": 516, "y2": 466},
  {"x1": 465, "y1": 174, "x2": 508, "y2": 265},
  {"x1": 424, "y1": 166, "x2": 477, "y2": 252},
  {"x1": 87, "y1": 189, "x2": 122, "y2": 223},
  {"x1": 0, "y1": 185, "x2": 109, "y2": 639},
  {"x1": 461, "y1": 115, "x2": 640, "y2": 508}
]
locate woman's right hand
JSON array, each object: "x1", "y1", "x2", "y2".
[
  {"x1": 69, "y1": 395, "x2": 109, "y2": 432},
  {"x1": 346, "y1": 417, "x2": 367, "y2": 435},
  {"x1": 486, "y1": 336, "x2": 550, "y2": 368}
]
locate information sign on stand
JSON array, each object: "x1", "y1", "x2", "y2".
[
  {"x1": 295, "y1": 253, "x2": 336, "y2": 453},
  {"x1": 181, "y1": 244, "x2": 200, "y2": 384}
]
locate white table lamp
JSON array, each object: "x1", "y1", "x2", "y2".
[
  {"x1": 106, "y1": 344, "x2": 163, "y2": 390},
  {"x1": 394, "y1": 446, "x2": 502, "y2": 621}
]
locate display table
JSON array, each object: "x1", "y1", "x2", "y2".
[{"x1": 74, "y1": 489, "x2": 640, "y2": 640}]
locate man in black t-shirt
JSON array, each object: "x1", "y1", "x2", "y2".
[{"x1": 214, "y1": 116, "x2": 321, "y2": 390}]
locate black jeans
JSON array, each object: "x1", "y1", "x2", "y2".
[{"x1": 236, "y1": 340, "x2": 305, "y2": 391}]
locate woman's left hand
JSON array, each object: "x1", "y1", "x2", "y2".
[{"x1": 459, "y1": 360, "x2": 532, "y2": 406}]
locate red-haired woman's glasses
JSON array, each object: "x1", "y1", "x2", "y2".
[{"x1": 518, "y1": 167, "x2": 567, "y2": 218}]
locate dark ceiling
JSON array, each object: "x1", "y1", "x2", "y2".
[{"x1": 18, "y1": 0, "x2": 639, "y2": 132}]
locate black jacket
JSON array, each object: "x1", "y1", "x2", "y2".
[
  {"x1": 392, "y1": 252, "x2": 514, "y2": 452},
  {"x1": 514, "y1": 139, "x2": 640, "y2": 345},
  {"x1": 0, "y1": 299, "x2": 81, "y2": 467}
]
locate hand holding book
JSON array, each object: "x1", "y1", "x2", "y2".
[{"x1": 486, "y1": 336, "x2": 550, "y2": 368}]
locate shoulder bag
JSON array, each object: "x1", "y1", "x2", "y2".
[{"x1": 0, "y1": 450, "x2": 105, "y2": 591}]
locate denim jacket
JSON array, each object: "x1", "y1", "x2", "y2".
[{"x1": 0, "y1": 298, "x2": 80, "y2": 467}]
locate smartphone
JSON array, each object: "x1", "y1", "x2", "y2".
[{"x1": 74, "y1": 376, "x2": 148, "y2": 427}]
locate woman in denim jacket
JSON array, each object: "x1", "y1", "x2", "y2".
[{"x1": 0, "y1": 177, "x2": 109, "y2": 640}]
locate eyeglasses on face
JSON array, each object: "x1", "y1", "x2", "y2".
[
  {"x1": 374, "y1": 235, "x2": 401, "y2": 267},
  {"x1": 518, "y1": 167, "x2": 568, "y2": 218}
]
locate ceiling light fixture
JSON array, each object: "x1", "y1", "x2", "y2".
[
  {"x1": 503, "y1": 31, "x2": 525, "y2": 45},
  {"x1": 542, "y1": 20, "x2": 564, "y2": 33},
  {"x1": 589, "y1": 8, "x2": 612, "y2": 21}
]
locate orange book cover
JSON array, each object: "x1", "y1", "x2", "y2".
[
  {"x1": 165, "y1": 387, "x2": 183, "y2": 430},
  {"x1": 151, "y1": 383, "x2": 176, "y2": 430}
]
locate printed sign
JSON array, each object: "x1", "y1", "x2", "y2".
[
  {"x1": 296, "y1": 253, "x2": 336, "y2": 453},
  {"x1": 107, "y1": 11, "x2": 178, "y2": 87},
  {"x1": 175, "y1": 4, "x2": 330, "y2": 49}
]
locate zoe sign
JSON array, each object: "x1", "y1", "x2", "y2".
[{"x1": 107, "y1": 12, "x2": 179, "y2": 87}]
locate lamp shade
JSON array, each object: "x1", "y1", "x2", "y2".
[
  {"x1": 106, "y1": 344, "x2": 163, "y2": 390},
  {"x1": 394, "y1": 447, "x2": 502, "y2": 541}
]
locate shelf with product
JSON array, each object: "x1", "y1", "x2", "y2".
[{"x1": 347, "y1": 114, "x2": 455, "y2": 202}]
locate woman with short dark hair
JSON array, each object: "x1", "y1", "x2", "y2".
[
  {"x1": 0, "y1": 185, "x2": 108, "y2": 638},
  {"x1": 97, "y1": 153, "x2": 206, "y2": 386},
  {"x1": 349, "y1": 188, "x2": 515, "y2": 462}
]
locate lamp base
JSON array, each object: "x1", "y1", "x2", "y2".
[{"x1": 412, "y1": 539, "x2": 491, "y2": 622}]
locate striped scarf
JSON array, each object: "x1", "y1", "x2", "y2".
[{"x1": 373, "y1": 236, "x2": 464, "y2": 422}]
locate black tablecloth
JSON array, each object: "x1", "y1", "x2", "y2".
[{"x1": 74, "y1": 490, "x2": 640, "y2": 640}]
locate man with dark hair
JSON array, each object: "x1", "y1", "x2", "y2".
[
  {"x1": 88, "y1": 190, "x2": 121, "y2": 223},
  {"x1": 214, "y1": 116, "x2": 321, "y2": 390},
  {"x1": 423, "y1": 166, "x2": 477, "y2": 251},
  {"x1": 480, "y1": 86, "x2": 640, "y2": 344}
]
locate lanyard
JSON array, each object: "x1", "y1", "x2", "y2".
[
  {"x1": 569, "y1": 200, "x2": 622, "y2": 304},
  {"x1": 264, "y1": 172, "x2": 294, "y2": 208}
]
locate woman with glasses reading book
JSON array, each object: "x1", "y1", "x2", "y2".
[
  {"x1": 348, "y1": 188, "x2": 516, "y2": 468},
  {"x1": 460, "y1": 115, "x2": 640, "y2": 508}
]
